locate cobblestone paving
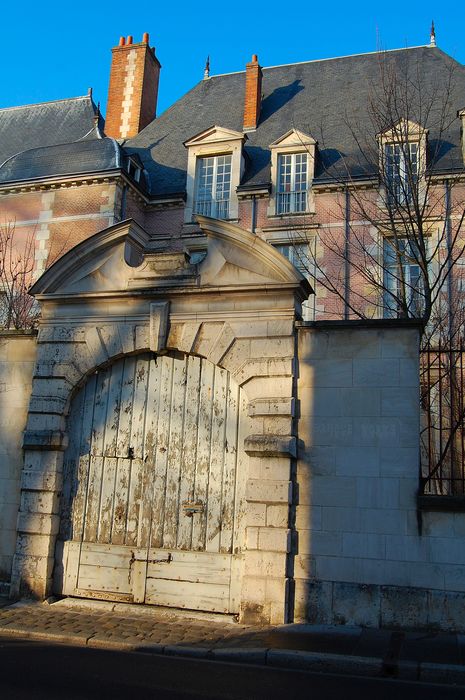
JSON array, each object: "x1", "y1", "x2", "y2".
[{"x1": 0, "y1": 602, "x2": 269, "y2": 651}]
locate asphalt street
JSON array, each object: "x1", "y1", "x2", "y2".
[{"x1": 1, "y1": 637, "x2": 464, "y2": 700}]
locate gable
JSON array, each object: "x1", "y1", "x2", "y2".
[{"x1": 184, "y1": 125, "x2": 246, "y2": 148}]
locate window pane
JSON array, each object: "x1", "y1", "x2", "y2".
[
  {"x1": 194, "y1": 154, "x2": 231, "y2": 219},
  {"x1": 277, "y1": 153, "x2": 308, "y2": 214}
]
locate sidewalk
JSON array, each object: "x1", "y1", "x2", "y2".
[{"x1": 0, "y1": 598, "x2": 464, "y2": 686}]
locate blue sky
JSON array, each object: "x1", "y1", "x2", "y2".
[{"x1": 1, "y1": 1, "x2": 464, "y2": 116}]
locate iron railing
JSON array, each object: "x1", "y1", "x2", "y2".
[
  {"x1": 194, "y1": 198, "x2": 229, "y2": 220},
  {"x1": 420, "y1": 341, "x2": 465, "y2": 495},
  {"x1": 276, "y1": 191, "x2": 307, "y2": 214}
]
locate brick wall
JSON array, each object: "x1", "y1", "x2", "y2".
[{"x1": 0, "y1": 182, "x2": 118, "y2": 277}]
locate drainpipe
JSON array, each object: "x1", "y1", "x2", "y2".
[
  {"x1": 120, "y1": 183, "x2": 128, "y2": 221},
  {"x1": 445, "y1": 180, "x2": 453, "y2": 336},
  {"x1": 344, "y1": 188, "x2": 351, "y2": 320},
  {"x1": 251, "y1": 196, "x2": 257, "y2": 234}
]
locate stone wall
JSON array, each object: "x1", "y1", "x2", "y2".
[
  {"x1": 0, "y1": 332, "x2": 37, "y2": 591},
  {"x1": 296, "y1": 322, "x2": 465, "y2": 631}
]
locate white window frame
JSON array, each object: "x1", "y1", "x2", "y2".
[
  {"x1": 271, "y1": 237, "x2": 316, "y2": 321},
  {"x1": 384, "y1": 142, "x2": 419, "y2": 206},
  {"x1": 184, "y1": 126, "x2": 246, "y2": 224},
  {"x1": 276, "y1": 152, "x2": 309, "y2": 214},
  {"x1": 193, "y1": 154, "x2": 232, "y2": 220},
  {"x1": 377, "y1": 119, "x2": 428, "y2": 211},
  {"x1": 383, "y1": 236, "x2": 424, "y2": 318},
  {"x1": 268, "y1": 129, "x2": 316, "y2": 218}
]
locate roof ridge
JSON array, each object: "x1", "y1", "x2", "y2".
[
  {"x1": 209, "y1": 45, "x2": 434, "y2": 79},
  {"x1": 0, "y1": 95, "x2": 92, "y2": 113}
]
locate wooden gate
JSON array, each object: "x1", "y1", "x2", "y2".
[{"x1": 54, "y1": 352, "x2": 247, "y2": 613}]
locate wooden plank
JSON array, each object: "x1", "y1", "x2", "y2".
[
  {"x1": 80, "y1": 548, "x2": 132, "y2": 568},
  {"x1": 122, "y1": 354, "x2": 149, "y2": 548},
  {"x1": 97, "y1": 457, "x2": 117, "y2": 543},
  {"x1": 83, "y1": 455, "x2": 104, "y2": 542},
  {"x1": 161, "y1": 356, "x2": 186, "y2": 549},
  {"x1": 103, "y1": 361, "x2": 124, "y2": 457},
  {"x1": 73, "y1": 589, "x2": 133, "y2": 603},
  {"x1": 115, "y1": 356, "x2": 136, "y2": 458},
  {"x1": 206, "y1": 366, "x2": 227, "y2": 552},
  {"x1": 71, "y1": 373, "x2": 97, "y2": 541},
  {"x1": 111, "y1": 458, "x2": 131, "y2": 545},
  {"x1": 132, "y1": 559, "x2": 148, "y2": 603},
  {"x1": 147, "y1": 551, "x2": 231, "y2": 584},
  {"x1": 176, "y1": 355, "x2": 201, "y2": 550},
  {"x1": 126, "y1": 458, "x2": 144, "y2": 547},
  {"x1": 60, "y1": 384, "x2": 85, "y2": 540},
  {"x1": 220, "y1": 376, "x2": 239, "y2": 553},
  {"x1": 131, "y1": 355, "x2": 149, "y2": 458},
  {"x1": 62, "y1": 541, "x2": 81, "y2": 596},
  {"x1": 149, "y1": 355, "x2": 173, "y2": 548},
  {"x1": 137, "y1": 356, "x2": 162, "y2": 549},
  {"x1": 77, "y1": 565, "x2": 131, "y2": 594},
  {"x1": 229, "y1": 555, "x2": 243, "y2": 614},
  {"x1": 90, "y1": 368, "x2": 111, "y2": 457},
  {"x1": 191, "y1": 359, "x2": 214, "y2": 551},
  {"x1": 145, "y1": 578, "x2": 230, "y2": 613}
]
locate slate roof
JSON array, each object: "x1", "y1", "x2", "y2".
[
  {"x1": 127, "y1": 46, "x2": 465, "y2": 197},
  {"x1": 0, "y1": 138, "x2": 121, "y2": 184},
  {"x1": 0, "y1": 95, "x2": 119, "y2": 184}
]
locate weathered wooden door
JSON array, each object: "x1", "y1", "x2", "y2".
[{"x1": 55, "y1": 352, "x2": 247, "y2": 613}]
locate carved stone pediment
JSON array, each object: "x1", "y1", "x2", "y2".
[
  {"x1": 196, "y1": 215, "x2": 312, "y2": 294},
  {"x1": 30, "y1": 219, "x2": 150, "y2": 296},
  {"x1": 30, "y1": 216, "x2": 312, "y2": 299},
  {"x1": 129, "y1": 252, "x2": 197, "y2": 288}
]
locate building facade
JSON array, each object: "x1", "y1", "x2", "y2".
[{"x1": 1, "y1": 32, "x2": 465, "y2": 629}]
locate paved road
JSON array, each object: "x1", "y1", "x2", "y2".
[{"x1": 1, "y1": 637, "x2": 464, "y2": 700}]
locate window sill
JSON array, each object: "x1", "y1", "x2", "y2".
[
  {"x1": 417, "y1": 494, "x2": 465, "y2": 512},
  {"x1": 268, "y1": 211, "x2": 313, "y2": 219}
]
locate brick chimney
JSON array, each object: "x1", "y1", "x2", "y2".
[
  {"x1": 243, "y1": 54, "x2": 262, "y2": 131},
  {"x1": 105, "y1": 33, "x2": 161, "y2": 139}
]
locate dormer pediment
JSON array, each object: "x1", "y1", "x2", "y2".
[
  {"x1": 377, "y1": 118, "x2": 428, "y2": 142},
  {"x1": 184, "y1": 125, "x2": 247, "y2": 148},
  {"x1": 270, "y1": 128, "x2": 316, "y2": 149}
]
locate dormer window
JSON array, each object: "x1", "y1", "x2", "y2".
[
  {"x1": 126, "y1": 156, "x2": 142, "y2": 183},
  {"x1": 268, "y1": 129, "x2": 316, "y2": 217},
  {"x1": 277, "y1": 153, "x2": 309, "y2": 214},
  {"x1": 384, "y1": 142, "x2": 419, "y2": 206},
  {"x1": 184, "y1": 126, "x2": 246, "y2": 224},
  {"x1": 378, "y1": 119, "x2": 426, "y2": 209},
  {"x1": 194, "y1": 154, "x2": 232, "y2": 219}
]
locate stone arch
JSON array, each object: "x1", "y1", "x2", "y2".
[{"x1": 12, "y1": 217, "x2": 307, "y2": 623}]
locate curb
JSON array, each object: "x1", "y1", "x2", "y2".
[{"x1": 1, "y1": 625, "x2": 465, "y2": 687}]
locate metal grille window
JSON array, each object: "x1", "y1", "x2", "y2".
[
  {"x1": 194, "y1": 155, "x2": 232, "y2": 219},
  {"x1": 277, "y1": 153, "x2": 308, "y2": 214},
  {"x1": 385, "y1": 142, "x2": 418, "y2": 206},
  {"x1": 383, "y1": 237, "x2": 424, "y2": 318}
]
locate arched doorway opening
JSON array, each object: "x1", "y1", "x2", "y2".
[{"x1": 54, "y1": 351, "x2": 247, "y2": 613}]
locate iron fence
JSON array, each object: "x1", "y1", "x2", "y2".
[{"x1": 420, "y1": 341, "x2": 465, "y2": 495}]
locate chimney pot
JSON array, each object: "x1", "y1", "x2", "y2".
[
  {"x1": 142, "y1": 32, "x2": 149, "y2": 44},
  {"x1": 252, "y1": 54, "x2": 258, "y2": 63},
  {"x1": 119, "y1": 36, "x2": 125, "y2": 47},
  {"x1": 127, "y1": 35, "x2": 133, "y2": 45}
]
